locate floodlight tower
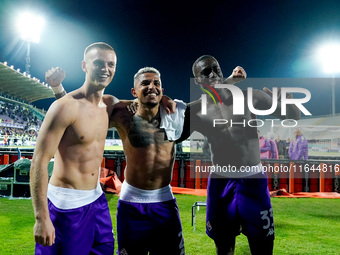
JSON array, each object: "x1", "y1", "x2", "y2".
[
  {"x1": 318, "y1": 43, "x2": 340, "y2": 115},
  {"x1": 16, "y1": 12, "x2": 45, "y2": 75}
]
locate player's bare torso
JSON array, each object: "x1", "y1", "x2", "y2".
[
  {"x1": 190, "y1": 91, "x2": 261, "y2": 169},
  {"x1": 110, "y1": 104, "x2": 175, "y2": 190},
  {"x1": 50, "y1": 92, "x2": 109, "y2": 189}
]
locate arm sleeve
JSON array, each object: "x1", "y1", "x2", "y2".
[
  {"x1": 302, "y1": 137, "x2": 309, "y2": 160},
  {"x1": 176, "y1": 106, "x2": 191, "y2": 144},
  {"x1": 260, "y1": 139, "x2": 271, "y2": 152}
]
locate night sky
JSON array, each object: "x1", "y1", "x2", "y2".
[{"x1": 1, "y1": 0, "x2": 340, "y2": 116}]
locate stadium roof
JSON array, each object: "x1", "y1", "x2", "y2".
[{"x1": 0, "y1": 61, "x2": 54, "y2": 103}]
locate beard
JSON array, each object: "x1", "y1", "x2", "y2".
[{"x1": 145, "y1": 102, "x2": 158, "y2": 108}]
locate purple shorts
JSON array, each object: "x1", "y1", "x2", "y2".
[
  {"x1": 35, "y1": 193, "x2": 114, "y2": 255},
  {"x1": 117, "y1": 199, "x2": 185, "y2": 255},
  {"x1": 206, "y1": 172, "x2": 275, "y2": 242}
]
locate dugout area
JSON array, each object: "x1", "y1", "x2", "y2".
[{"x1": 0, "y1": 156, "x2": 53, "y2": 198}]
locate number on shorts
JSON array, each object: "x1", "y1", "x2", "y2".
[{"x1": 260, "y1": 208, "x2": 273, "y2": 229}]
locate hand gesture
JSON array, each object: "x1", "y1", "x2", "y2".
[
  {"x1": 45, "y1": 67, "x2": 65, "y2": 87},
  {"x1": 160, "y1": 96, "x2": 176, "y2": 114},
  {"x1": 230, "y1": 66, "x2": 247, "y2": 82},
  {"x1": 126, "y1": 99, "x2": 138, "y2": 114}
]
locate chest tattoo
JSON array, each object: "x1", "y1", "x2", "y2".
[{"x1": 128, "y1": 114, "x2": 168, "y2": 148}]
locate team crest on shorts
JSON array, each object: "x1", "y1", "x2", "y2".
[
  {"x1": 119, "y1": 248, "x2": 128, "y2": 255},
  {"x1": 266, "y1": 227, "x2": 274, "y2": 237},
  {"x1": 207, "y1": 221, "x2": 212, "y2": 231}
]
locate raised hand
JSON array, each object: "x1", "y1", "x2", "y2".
[
  {"x1": 231, "y1": 66, "x2": 247, "y2": 82},
  {"x1": 45, "y1": 67, "x2": 65, "y2": 87}
]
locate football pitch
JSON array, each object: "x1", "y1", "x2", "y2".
[{"x1": 0, "y1": 195, "x2": 339, "y2": 254}]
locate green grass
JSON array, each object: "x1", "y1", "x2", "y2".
[
  {"x1": 0, "y1": 195, "x2": 340, "y2": 254},
  {"x1": 308, "y1": 151, "x2": 340, "y2": 156}
]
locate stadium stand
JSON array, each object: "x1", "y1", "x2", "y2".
[
  {"x1": 0, "y1": 61, "x2": 54, "y2": 102},
  {"x1": 255, "y1": 114, "x2": 340, "y2": 159},
  {"x1": 0, "y1": 100, "x2": 42, "y2": 146},
  {"x1": 0, "y1": 61, "x2": 54, "y2": 146}
]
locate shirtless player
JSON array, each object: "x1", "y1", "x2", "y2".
[
  {"x1": 30, "y1": 42, "x2": 118, "y2": 254},
  {"x1": 48, "y1": 67, "x2": 186, "y2": 255},
  {"x1": 113, "y1": 67, "x2": 186, "y2": 255},
  {"x1": 179, "y1": 55, "x2": 301, "y2": 255}
]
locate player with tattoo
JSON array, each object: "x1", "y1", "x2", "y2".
[{"x1": 48, "y1": 66, "x2": 185, "y2": 255}]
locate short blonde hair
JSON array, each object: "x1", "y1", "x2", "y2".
[
  {"x1": 134, "y1": 67, "x2": 161, "y2": 80},
  {"x1": 84, "y1": 42, "x2": 115, "y2": 60}
]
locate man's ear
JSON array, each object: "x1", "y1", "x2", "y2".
[
  {"x1": 131, "y1": 88, "x2": 137, "y2": 98},
  {"x1": 81, "y1": 61, "x2": 87, "y2": 73}
]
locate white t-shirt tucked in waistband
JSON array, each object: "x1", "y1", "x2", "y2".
[
  {"x1": 47, "y1": 181, "x2": 103, "y2": 210},
  {"x1": 119, "y1": 181, "x2": 174, "y2": 203}
]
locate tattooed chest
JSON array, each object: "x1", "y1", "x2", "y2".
[{"x1": 127, "y1": 115, "x2": 168, "y2": 148}]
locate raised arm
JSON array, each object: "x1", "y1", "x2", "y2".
[
  {"x1": 176, "y1": 99, "x2": 204, "y2": 144},
  {"x1": 224, "y1": 66, "x2": 300, "y2": 120},
  {"x1": 177, "y1": 66, "x2": 247, "y2": 143},
  {"x1": 45, "y1": 67, "x2": 67, "y2": 99},
  {"x1": 258, "y1": 88, "x2": 301, "y2": 120},
  {"x1": 30, "y1": 99, "x2": 74, "y2": 247},
  {"x1": 224, "y1": 66, "x2": 247, "y2": 84}
]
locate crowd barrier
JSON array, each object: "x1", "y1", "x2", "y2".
[
  {"x1": 101, "y1": 153, "x2": 339, "y2": 193},
  {"x1": 0, "y1": 150, "x2": 339, "y2": 198}
]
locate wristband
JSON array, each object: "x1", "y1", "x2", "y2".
[
  {"x1": 55, "y1": 90, "x2": 67, "y2": 99},
  {"x1": 51, "y1": 84, "x2": 65, "y2": 94}
]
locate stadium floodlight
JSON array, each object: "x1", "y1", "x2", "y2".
[
  {"x1": 16, "y1": 11, "x2": 45, "y2": 75},
  {"x1": 16, "y1": 12, "x2": 45, "y2": 43},
  {"x1": 317, "y1": 43, "x2": 340, "y2": 115}
]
